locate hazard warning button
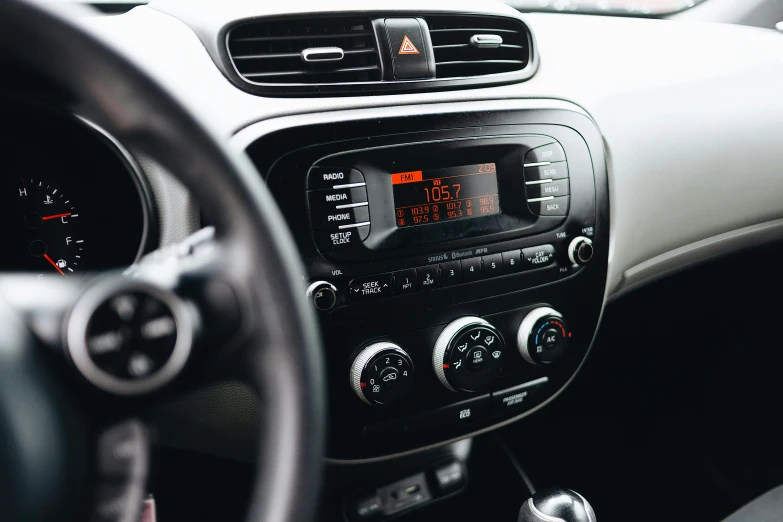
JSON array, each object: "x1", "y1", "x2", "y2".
[{"x1": 384, "y1": 18, "x2": 433, "y2": 80}]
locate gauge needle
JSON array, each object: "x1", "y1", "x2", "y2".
[
  {"x1": 43, "y1": 254, "x2": 66, "y2": 276},
  {"x1": 41, "y1": 212, "x2": 72, "y2": 221}
]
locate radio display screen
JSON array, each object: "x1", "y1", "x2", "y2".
[{"x1": 392, "y1": 163, "x2": 501, "y2": 228}]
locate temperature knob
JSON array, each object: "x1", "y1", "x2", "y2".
[
  {"x1": 433, "y1": 317, "x2": 505, "y2": 392},
  {"x1": 517, "y1": 307, "x2": 569, "y2": 365},
  {"x1": 349, "y1": 342, "x2": 414, "y2": 405}
]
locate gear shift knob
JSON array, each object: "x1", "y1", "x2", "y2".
[{"x1": 518, "y1": 488, "x2": 596, "y2": 522}]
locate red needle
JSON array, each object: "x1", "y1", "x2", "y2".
[
  {"x1": 43, "y1": 254, "x2": 66, "y2": 276},
  {"x1": 41, "y1": 212, "x2": 72, "y2": 221}
]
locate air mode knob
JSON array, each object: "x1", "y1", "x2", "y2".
[
  {"x1": 349, "y1": 342, "x2": 414, "y2": 405},
  {"x1": 517, "y1": 307, "x2": 569, "y2": 365},
  {"x1": 433, "y1": 317, "x2": 505, "y2": 392}
]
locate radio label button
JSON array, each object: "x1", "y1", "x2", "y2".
[
  {"x1": 417, "y1": 265, "x2": 439, "y2": 290},
  {"x1": 482, "y1": 254, "x2": 503, "y2": 278},
  {"x1": 439, "y1": 261, "x2": 462, "y2": 286},
  {"x1": 522, "y1": 245, "x2": 556, "y2": 270},
  {"x1": 393, "y1": 269, "x2": 418, "y2": 295},
  {"x1": 525, "y1": 179, "x2": 569, "y2": 199},
  {"x1": 529, "y1": 196, "x2": 569, "y2": 217},
  {"x1": 460, "y1": 258, "x2": 483, "y2": 282},
  {"x1": 502, "y1": 250, "x2": 522, "y2": 273},
  {"x1": 314, "y1": 226, "x2": 370, "y2": 252},
  {"x1": 307, "y1": 167, "x2": 365, "y2": 190},
  {"x1": 312, "y1": 206, "x2": 370, "y2": 229},
  {"x1": 524, "y1": 162, "x2": 569, "y2": 182},
  {"x1": 349, "y1": 274, "x2": 392, "y2": 300},
  {"x1": 524, "y1": 142, "x2": 566, "y2": 165}
]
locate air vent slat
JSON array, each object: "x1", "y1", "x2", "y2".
[
  {"x1": 244, "y1": 65, "x2": 380, "y2": 79},
  {"x1": 233, "y1": 48, "x2": 377, "y2": 61},
  {"x1": 432, "y1": 44, "x2": 523, "y2": 50},
  {"x1": 426, "y1": 15, "x2": 530, "y2": 79},
  {"x1": 227, "y1": 17, "x2": 381, "y2": 85},
  {"x1": 231, "y1": 31, "x2": 373, "y2": 43},
  {"x1": 429, "y1": 27, "x2": 519, "y2": 35}
]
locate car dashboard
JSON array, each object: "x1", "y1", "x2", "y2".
[{"x1": 4, "y1": 0, "x2": 783, "y2": 505}]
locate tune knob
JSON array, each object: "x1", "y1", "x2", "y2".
[
  {"x1": 517, "y1": 307, "x2": 569, "y2": 365},
  {"x1": 349, "y1": 342, "x2": 414, "y2": 405},
  {"x1": 433, "y1": 317, "x2": 505, "y2": 392},
  {"x1": 568, "y1": 236, "x2": 594, "y2": 265}
]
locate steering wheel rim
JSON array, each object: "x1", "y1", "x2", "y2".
[{"x1": 0, "y1": 2, "x2": 325, "y2": 522}]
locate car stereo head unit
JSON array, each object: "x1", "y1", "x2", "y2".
[{"x1": 304, "y1": 135, "x2": 586, "y2": 262}]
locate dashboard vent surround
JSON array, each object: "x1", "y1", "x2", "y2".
[
  {"x1": 426, "y1": 16, "x2": 530, "y2": 79},
  {"x1": 227, "y1": 18, "x2": 381, "y2": 85}
]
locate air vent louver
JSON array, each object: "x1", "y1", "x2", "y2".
[
  {"x1": 426, "y1": 16, "x2": 530, "y2": 79},
  {"x1": 227, "y1": 18, "x2": 381, "y2": 84}
]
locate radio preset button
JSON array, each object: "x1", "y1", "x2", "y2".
[
  {"x1": 524, "y1": 163, "x2": 569, "y2": 182},
  {"x1": 528, "y1": 196, "x2": 569, "y2": 217},
  {"x1": 521, "y1": 245, "x2": 556, "y2": 270},
  {"x1": 439, "y1": 261, "x2": 462, "y2": 287},
  {"x1": 314, "y1": 225, "x2": 369, "y2": 252},
  {"x1": 482, "y1": 253, "x2": 503, "y2": 278},
  {"x1": 525, "y1": 179, "x2": 569, "y2": 199},
  {"x1": 349, "y1": 274, "x2": 392, "y2": 300},
  {"x1": 460, "y1": 258, "x2": 483, "y2": 282},
  {"x1": 307, "y1": 187, "x2": 368, "y2": 211},
  {"x1": 524, "y1": 142, "x2": 566, "y2": 165},
  {"x1": 502, "y1": 250, "x2": 522, "y2": 273},
  {"x1": 312, "y1": 206, "x2": 370, "y2": 229},
  {"x1": 417, "y1": 265, "x2": 439, "y2": 290},
  {"x1": 393, "y1": 269, "x2": 417, "y2": 295},
  {"x1": 307, "y1": 167, "x2": 365, "y2": 190}
]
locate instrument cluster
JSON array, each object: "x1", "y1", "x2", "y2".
[{"x1": 0, "y1": 101, "x2": 152, "y2": 276}]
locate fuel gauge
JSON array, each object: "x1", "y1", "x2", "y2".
[{"x1": 16, "y1": 177, "x2": 85, "y2": 276}]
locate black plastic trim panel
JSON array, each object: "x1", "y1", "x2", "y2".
[{"x1": 245, "y1": 107, "x2": 608, "y2": 460}]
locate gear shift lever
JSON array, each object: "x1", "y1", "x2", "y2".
[{"x1": 518, "y1": 488, "x2": 596, "y2": 522}]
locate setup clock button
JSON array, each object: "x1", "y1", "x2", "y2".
[{"x1": 314, "y1": 226, "x2": 369, "y2": 252}]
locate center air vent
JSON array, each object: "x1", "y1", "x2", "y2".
[
  {"x1": 222, "y1": 13, "x2": 536, "y2": 96},
  {"x1": 227, "y1": 18, "x2": 381, "y2": 85},
  {"x1": 426, "y1": 16, "x2": 530, "y2": 79}
]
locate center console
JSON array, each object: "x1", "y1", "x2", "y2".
[{"x1": 241, "y1": 101, "x2": 609, "y2": 461}]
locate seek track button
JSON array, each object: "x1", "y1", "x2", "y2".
[{"x1": 349, "y1": 274, "x2": 393, "y2": 301}]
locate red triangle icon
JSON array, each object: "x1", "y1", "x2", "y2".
[{"x1": 398, "y1": 35, "x2": 420, "y2": 55}]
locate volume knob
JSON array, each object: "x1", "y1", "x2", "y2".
[{"x1": 349, "y1": 342, "x2": 414, "y2": 405}]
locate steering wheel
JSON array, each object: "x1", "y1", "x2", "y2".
[{"x1": 0, "y1": 2, "x2": 325, "y2": 522}]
